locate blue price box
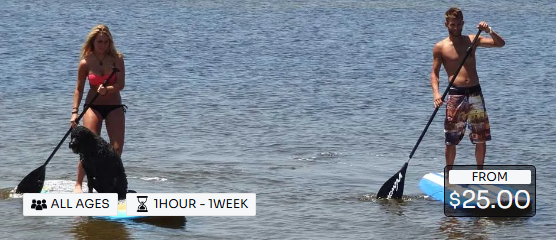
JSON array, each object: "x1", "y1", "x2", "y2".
[{"x1": 444, "y1": 165, "x2": 536, "y2": 217}]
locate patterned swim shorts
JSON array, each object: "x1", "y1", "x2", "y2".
[{"x1": 444, "y1": 85, "x2": 491, "y2": 145}]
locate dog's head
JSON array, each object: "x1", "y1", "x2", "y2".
[{"x1": 69, "y1": 126, "x2": 97, "y2": 154}]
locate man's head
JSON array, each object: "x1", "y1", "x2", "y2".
[{"x1": 445, "y1": 7, "x2": 464, "y2": 36}]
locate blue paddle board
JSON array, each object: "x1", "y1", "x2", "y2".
[{"x1": 418, "y1": 172, "x2": 446, "y2": 202}]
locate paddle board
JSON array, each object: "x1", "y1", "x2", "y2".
[{"x1": 418, "y1": 172, "x2": 446, "y2": 202}]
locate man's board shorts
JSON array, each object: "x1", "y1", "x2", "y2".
[{"x1": 444, "y1": 84, "x2": 491, "y2": 145}]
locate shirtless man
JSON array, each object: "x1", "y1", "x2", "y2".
[{"x1": 430, "y1": 7, "x2": 505, "y2": 170}]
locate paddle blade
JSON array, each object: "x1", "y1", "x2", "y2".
[
  {"x1": 15, "y1": 165, "x2": 46, "y2": 193},
  {"x1": 376, "y1": 162, "x2": 408, "y2": 199}
]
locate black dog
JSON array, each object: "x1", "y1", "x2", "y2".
[{"x1": 69, "y1": 126, "x2": 129, "y2": 199}]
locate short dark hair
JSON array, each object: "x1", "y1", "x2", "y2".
[{"x1": 445, "y1": 7, "x2": 463, "y2": 21}]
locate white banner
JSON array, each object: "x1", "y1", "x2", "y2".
[
  {"x1": 126, "y1": 193, "x2": 256, "y2": 216},
  {"x1": 23, "y1": 193, "x2": 118, "y2": 216},
  {"x1": 449, "y1": 170, "x2": 531, "y2": 184}
]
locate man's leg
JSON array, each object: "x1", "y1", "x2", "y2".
[
  {"x1": 446, "y1": 145, "x2": 456, "y2": 165},
  {"x1": 446, "y1": 145, "x2": 456, "y2": 180},
  {"x1": 475, "y1": 142, "x2": 486, "y2": 170},
  {"x1": 468, "y1": 91, "x2": 490, "y2": 171},
  {"x1": 444, "y1": 93, "x2": 465, "y2": 180}
]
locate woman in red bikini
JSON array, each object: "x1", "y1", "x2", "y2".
[{"x1": 70, "y1": 24, "x2": 126, "y2": 193}]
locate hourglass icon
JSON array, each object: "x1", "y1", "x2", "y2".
[{"x1": 137, "y1": 196, "x2": 148, "y2": 212}]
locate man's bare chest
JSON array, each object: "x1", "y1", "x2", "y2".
[{"x1": 442, "y1": 45, "x2": 475, "y2": 63}]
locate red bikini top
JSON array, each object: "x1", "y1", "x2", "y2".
[{"x1": 88, "y1": 73, "x2": 117, "y2": 85}]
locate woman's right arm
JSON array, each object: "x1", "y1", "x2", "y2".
[{"x1": 71, "y1": 59, "x2": 88, "y2": 127}]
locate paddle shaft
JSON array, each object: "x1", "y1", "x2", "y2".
[
  {"x1": 407, "y1": 30, "x2": 482, "y2": 161},
  {"x1": 42, "y1": 67, "x2": 119, "y2": 167}
]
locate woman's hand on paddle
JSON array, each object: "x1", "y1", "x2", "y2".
[
  {"x1": 434, "y1": 93, "x2": 443, "y2": 108},
  {"x1": 97, "y1": 85, "x2": 108, "y2": 95},
  {"x1": 70, "y1": 113, "x2": 78, "y2": 128}
]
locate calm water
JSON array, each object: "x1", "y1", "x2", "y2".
[{"x1": 1, "y1": 0, "x2": 555, "y2": 239}]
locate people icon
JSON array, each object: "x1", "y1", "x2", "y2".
[{"x1": 31, "y1": 199, "x2": 47, "y2": 210}]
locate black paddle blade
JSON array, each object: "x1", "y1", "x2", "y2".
[
  {"x1": 376, "y1": 162, "x2": 408, "y2": 199},
  {"x1": 15, "y1": 165, "x2": 46, "y2": 194}
]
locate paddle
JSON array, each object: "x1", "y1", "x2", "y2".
[
  {"x1": 376, "y1": 30, "x2": 482, "y2": 199},
  {"x1": 15, "y1": 66, "x2": 120, "y2": 194}
]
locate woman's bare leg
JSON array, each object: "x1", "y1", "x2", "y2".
[
  {"x1": 73, "y1": 108, "x2": 103, "y2": 193},
  {"x1": 105, "y1": 107, "x2": 125, "y2": 156}
]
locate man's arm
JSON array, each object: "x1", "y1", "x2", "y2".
[
  {"x1": 476, "y1": 21, "x2": 505, "y2": 47},
  {"x1": 431, "y1": 42, "x2": 443, "y2": 108}
]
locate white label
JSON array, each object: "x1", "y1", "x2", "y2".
[
  {"x1": 23, "y1": 193, "x2": 118, "y2": 216},
  {"x1": 126, "y1": 193, "x2": 256, "y2": 216},
  {"x1": 449, "y1": 170, "x2": 531, "y2": 184}
]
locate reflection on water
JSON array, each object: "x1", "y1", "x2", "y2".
[
  {"x1": 439, "y1": 216, "x2": 530, "y2": 240},
  {"x1": 366, "y1": 194, "x2": 428, "y2": 216},
  {"x1": 132, "y1": 216, "x2": 187, "y2": 229},
  {"x1": 70, "y1": 216, "x2": 187, "y2": 239},
  {"x1": 439, "y1": 217, "x2": 488, "y2": 240},
  {"x1": 70, "y1": 218, "x2": 132, "y2": 240},
  {"x1": 0, "y1": 188, "x2": 13, "y2": 200}
]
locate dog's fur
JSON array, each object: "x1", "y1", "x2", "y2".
[{"x1": 69, "y1": 126, "x2": 128, "y2": 199}]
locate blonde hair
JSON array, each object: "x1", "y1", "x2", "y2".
[{"x1": 80, "y1": 24, "x2": 120, "y2": 59}]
